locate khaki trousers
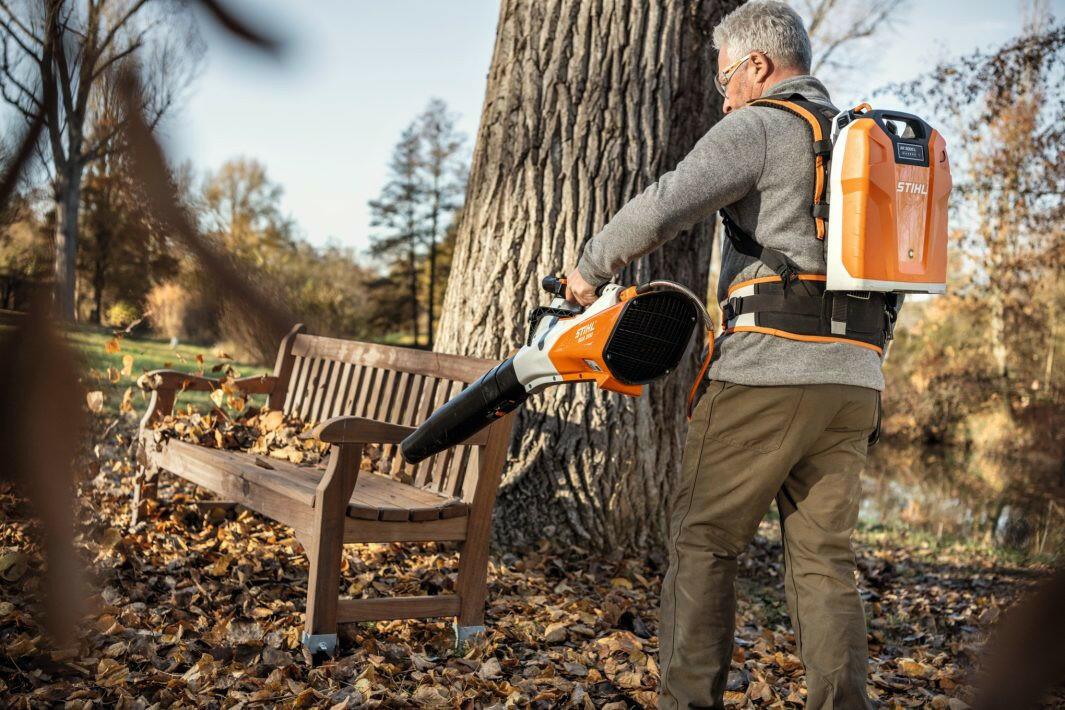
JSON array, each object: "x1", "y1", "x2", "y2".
[{"x1": 658, "y1": 381, "x2": 878, "y2": 710}]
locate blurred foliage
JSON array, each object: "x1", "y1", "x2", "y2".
[{"x1": 879, "y1": 17, "x2": 1065, "y2": 553}]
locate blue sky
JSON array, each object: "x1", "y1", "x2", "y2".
[{"x1": 163, "y1": 0, "x2": 1047, "y2": 253}]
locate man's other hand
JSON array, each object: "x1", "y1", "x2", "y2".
[{"x1": 565, "y1": 267, "x2": 598, "y2": 307}]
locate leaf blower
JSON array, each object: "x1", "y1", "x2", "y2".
[{"x1": 400, "y1": 276, "x2": 715, "y2": 465}]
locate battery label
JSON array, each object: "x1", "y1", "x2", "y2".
[{"x1": 896, "y1": 142, "x2": 925, "y2": 162}]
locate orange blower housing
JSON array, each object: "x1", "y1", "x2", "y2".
[{"x1": 400, "y1": 279, "x2": 711, "y2": 464}]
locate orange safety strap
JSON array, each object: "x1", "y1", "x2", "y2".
[
  {"x1": 685, "y1": 326, "x2": 715, "y2": 420},
  {"x1": 723, "y1": 325, "x2": 883, "y2": 355}
]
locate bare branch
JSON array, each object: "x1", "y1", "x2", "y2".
[
  {"x1": 94, "y1": 0, "x2": 149, "y2": 58},
  {"x1": 0, "y1": 1, "x2": 44, "y2": 47},
  {"x1": 90, "y1": 36, "x2": 143, "y2": 84}
]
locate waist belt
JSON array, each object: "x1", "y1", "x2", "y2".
[{"x1": 722, "y1": 274, "x2": 898, "y2": 355}]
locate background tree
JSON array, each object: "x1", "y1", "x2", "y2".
[
  {"x1": 368, "y1": 124, "x2": 427, "y2": 346},
  {"x1": 0, "y1": 0, "x2": 201, "y2": 319},
  {"x1": 201, "y1": 156, "x2": 294, "y2": 264},
  {"x1": 435, "y1": 0, "x2": 742, "y2": 551},
  {"x1": 0, "y1": 191, "x2": 48, "y2": 310},
  {"x1": 417, "y1": 98, "x2": 467, "y2": 348},
  {"x1": 796, "y1": 0, "x2": 906, "y2": 78},
  {"x1": 78, "y1": 149, "x2": 179, "y2": 323}
]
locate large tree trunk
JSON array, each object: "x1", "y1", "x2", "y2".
[
  {"x1": 435, "y1": 0, "x2": 740, "y2": 552},
  {"x1": 53, "y1": 165, "x2": 82, "y2": 321}
]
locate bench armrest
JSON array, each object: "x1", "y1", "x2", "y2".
[
  {"x1": 306, "y1": 415, "x2": 494, "y2": 447},
  {"x1": 138, "y1": 370, "x2": 218, "y2": 392},
  {"x1": 138, "y1": 370, "x2": 278, "y2": 395},
  {"x1": 307, "y1": 416, "x2": 416, "y2": 445}
]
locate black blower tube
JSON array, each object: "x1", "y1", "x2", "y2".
[{"x1": 400, "y1": 358, "x2": 528, "y2": 465}]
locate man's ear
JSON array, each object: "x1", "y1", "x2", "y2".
[{"x1": 748, "y1": 51, "x2": 774, "y2": 87}]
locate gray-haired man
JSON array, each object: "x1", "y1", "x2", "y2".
[{"x1": 564, "y1": 2, "x2": 878, "y2": 708}]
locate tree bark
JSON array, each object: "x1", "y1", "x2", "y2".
[
  {"x1": 53, "y1": 165, "x2": 82, "y2": 321},
  {"x1": 435, "y1": 0, "x2": 740, "y2": 552}
]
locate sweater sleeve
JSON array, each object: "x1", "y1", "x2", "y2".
[{"x1": 576, "y1": 109, "x2": 767, "y2": 287}]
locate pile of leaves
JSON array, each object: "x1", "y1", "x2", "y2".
[
  {"x1": 146, "y1": 406, "x2": 408, "y2": 480},
  {"x1": 0, "y1": 421, "x2": 1060, "y2": 707},
  {"x1": 148, "y1": 406, "x2": 331, "y2": 466}
]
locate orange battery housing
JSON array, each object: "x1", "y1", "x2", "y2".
[{"x1": 826, "y1": 107, "x2": 952, "y2": 293}]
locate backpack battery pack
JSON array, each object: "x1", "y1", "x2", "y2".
[{"x1": 826, "y1": 104, "x2": 952, "y2": 294}]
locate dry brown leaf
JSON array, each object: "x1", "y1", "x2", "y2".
[{"x1": 86, "y1": 391, "x2": 105, "y2": 413}]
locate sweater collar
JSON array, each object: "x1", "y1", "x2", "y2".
[{"x1": 761, "y1": 75, "x2": 832, "y2": 104}]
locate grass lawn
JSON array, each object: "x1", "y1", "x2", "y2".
[{"x1": 68, "y1": 325, "x2": 270, "y2": 419}]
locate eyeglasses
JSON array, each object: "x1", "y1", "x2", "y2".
[{"x1": 714, "y1": 53, "x2": 752, "y2": 97}]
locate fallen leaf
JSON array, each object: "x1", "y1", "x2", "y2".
[
  {"x1": 86, "y1": 391, "x2": 105, "y2": 413},
  {"x1": 0, "y1": 552, "x2": 28, "y2": 582}
]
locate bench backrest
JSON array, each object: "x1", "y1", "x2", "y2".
[{"x1": 270, "y1": 325, "x2": 501, "y2": 503}]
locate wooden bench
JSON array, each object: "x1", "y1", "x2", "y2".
[{"x1": 134, "y1": 324, "x2": 514, "y2": 657}]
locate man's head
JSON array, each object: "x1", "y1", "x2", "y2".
[{"x1": 712, "y1": 1, "x2": 812, "y2": 114}]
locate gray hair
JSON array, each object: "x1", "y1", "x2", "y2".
[{"x1": 712, "y1": 1, "x2": 812, "y2": 73}]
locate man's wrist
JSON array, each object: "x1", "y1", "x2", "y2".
[{"x1": 576, "y1": 259, "x2": 611, "y2": 290}]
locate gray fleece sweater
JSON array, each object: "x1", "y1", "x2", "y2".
[{"x1": 576, "y1": 75, "x2": 885, "y2": 391}]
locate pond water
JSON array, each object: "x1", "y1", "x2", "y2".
[{"x1": 860, "y1": 441, "x2": 1062, "y2": 555}]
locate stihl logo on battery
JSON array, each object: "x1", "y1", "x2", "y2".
[
  {"x1": 574, "y1": 322, "x2": 595, "y2": 343},
  {"x1": 897, "y1": 181, "x2": 928, "y2": 195}
]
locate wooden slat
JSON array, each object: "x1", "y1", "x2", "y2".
[
  {"x1": 285, "y1": 355, "x2": 309, "y2": 415},
  {"x1": 430, "y1": 380, "x2": 465, "y2": 493},
  {"x1": 330, "y1": 362, "x2": 355, "y2": 418},
  {"x1": 366, "y1": 368, "x2": 393, "y2": 421},
  {"x1": 354, "y1": 367, "x2": 379, "y2": 418},
  {"x1": 292, "y1": 334, "x2": 495, "y2": 383},
  {"x1": 164, "y1": 441, "x2": 318, "y2": 504},
  {"x1": 299, "y1": 358, "x2": 325, "y2": 421},
  {"x1": 446, "y1": 445, "x2": 475, "y2": 500},
  {"x1": 144, "y1": 437, "x2": 315, "y2": 535},
  {"x1": 336, "y1": 594, "x2": 460, "y2": 623},
  {"x1": 342, "y1": 364, "x2": 367, "y2": 416},
  {"x1": 389, "y1": 373, "x2": 425, "y2": 479},
  {"x1": 377, "y1": 370, "x2": 412, "y2": 472},
  {"x1": 342, "y1": 515, "x2": 467, "y2": 543},
  {"x1": 313, "y1": 360, "x2": 340, "y2": 423},
  {"x1": 421, "y1": 379, "x2": 461, "y2": 490},
  {"x1": 411, "y1": 377, "x2": 444, "y2": 488}
]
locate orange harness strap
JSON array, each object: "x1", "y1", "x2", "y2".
[
  {"x1": 747, "y1": 96, "x2": 835, "y2": 239},
  {"x1": 686, "y1": 326, "x2": 715, "y2": 420}
]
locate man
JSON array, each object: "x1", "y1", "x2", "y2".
[{"x1": 564, "y1": 2, "x2": 880, "y2": 708}]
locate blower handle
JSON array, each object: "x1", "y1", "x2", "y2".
[
  {"x1": 544, "y1": 273, "x2": 612, "y2": 302},
  {"x1": 542, "y1": 275, "x2": 567, "y2": 297}
]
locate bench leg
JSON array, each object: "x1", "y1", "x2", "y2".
[
  {"x1": 302, "y1": 530, "x2": 342, "y2": 659},
  {"x1": 454, "y1": 536, "x2": 491, "y2": 649},
  {"x1": 131, "y1": 465, "x2": 159, "y2": 527},
  {"x1": 303, "y1": 443, "x2": 361, "y2": 660}
]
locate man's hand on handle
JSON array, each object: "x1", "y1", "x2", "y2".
[{"x1": 564, "y1": 267, "x2": 598, "y2": 307}]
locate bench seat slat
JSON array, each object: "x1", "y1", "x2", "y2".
[{"x1": 145, "y1": 437, "x2": 468, "y2": 523}]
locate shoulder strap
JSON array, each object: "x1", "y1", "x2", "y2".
[
  {"x1": 747, "y1": 93, "x2": 835, "y2": 239},
  {"x1": 719, "y1": 208, "x2": 800, "y2": 288}
]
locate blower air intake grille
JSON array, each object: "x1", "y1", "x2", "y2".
[{"x1": 602, "y1": 291, "x2": 699, "y2": 385}]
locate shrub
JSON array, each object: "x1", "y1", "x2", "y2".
[
  {"x1": 105, "y1": 300, "x2": 140, "y2": 329},
  {"x1": 146, "y1": 282, "x2": 214, "y2": 341}
]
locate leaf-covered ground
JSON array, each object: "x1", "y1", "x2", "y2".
[{"x1": 0, "y1": 420, "x2": 1059, "y2": 709}]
